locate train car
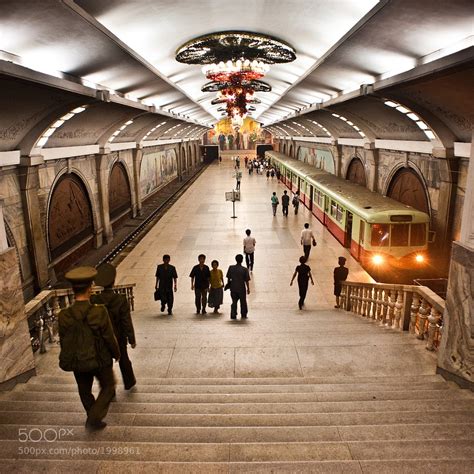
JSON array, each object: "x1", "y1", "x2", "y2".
[{"x1": 267, "y1": 151, "x2": 431, "y2": 279}]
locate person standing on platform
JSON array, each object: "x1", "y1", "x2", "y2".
[
  {"x1": 292, "y1": 191, "x2": 300, "y2": 215},
  {"x1": 208, "y1": 260, "x2": 224, "y2": 314},
  {"x1": 91, "y1": 263, "x2": 136, "y2": 390},
  {"x1": 301, "y1": 223, "x2": 317, "y2": 260},
  {"x1": 282, "y1": 190, "x2": 290, "y2": 216},
  {"x1": 290, "y1": 256, "x2": 315, "y2": 309},
  {"x1": 334, "y1": 256, "x2": 349, "y2": 308},
  {"x1": 58, "y1": 267, "x2": 120, "y2": 432},
  {"x1": 244, "y1": 156, "x2": 249, "y2": 168},
  {"x1": 155, "y1": 254, "x2": 178, "y2": 315},
  {"x1": 243, "y1": 229, "x2": 256, "y2": 272},
  {"x1": 271, "y1": 192, "x2": 279, "y2": 216},
  {"x1": 190, "y1": 254, "x2": 211, "y2": 314},
  {"x1": 235, "y1": 169, "x2": 242, "y2": 190},
  {"x1": 226, "y1": 254, "x2": 251, "y2": 319},
  {"x1": 236, "y1": 156, "x2": 240, "y2": 168}
]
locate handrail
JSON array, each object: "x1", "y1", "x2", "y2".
[
  {"x1": 341, "y1": 280, "x2": 444, "y2": 352},
  {"x1": 25, "y1": 284, "x2": 136, "y2": 354}
]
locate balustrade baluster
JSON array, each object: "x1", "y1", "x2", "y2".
[
  {"x1": 416, "y1": 298, "x2": 429, "y2": 340},
  {"x1": 426, "y1": 306, "x2": 441, "y2": 351},
  {"x1": 381, "y1": 290, "x2": 389, "y2": 325},
  {"x1": 340, "y1": 285, "x2": 347, "y2": 310},
  {"x1": 394, "y1": 290, "x2": 403, "y2": 330},
  {"x1": 362, "y1": 287, "x2": 368, "y2": 317},
  {"x1": 375, "y1": 288, "x2": 382, "y2": 322},
  {"x1": 409, "y1": 293, "x2": 420, "y2": 334},
  {"x1": 387, "y1": 290, "x2": 396, "y2": 326},
  {"x1": 357, "y1": 287, "x2": 363, "y2": 315}
]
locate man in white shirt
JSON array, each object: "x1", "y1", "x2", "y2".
[
  {"x1": 301, "y1": 223, "x2": 316, "y2": 260},
  {"x1": 243, "y1": 229, "x2": 256, "y2": 272}
]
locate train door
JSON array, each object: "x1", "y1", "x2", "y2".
[
  {"x1": 345, "y1": 212, "x2": 353, "y2": 247},
  {"x1": 323, "y1": 195, "x2": 329, "y2": 226},
  {"x1": 358, "y1": 220, "x2": 365, "y2": 259},
  {"x1": 309, "y1": 185, "x2": 313, "y2": 211}
]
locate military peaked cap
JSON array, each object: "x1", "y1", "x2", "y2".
[
  {"x1": 94, "y1": 263, "x2": 117, "y2": 287},
  {"x1": 64, "y1": 266, "x2": 97, "y2": 285}
]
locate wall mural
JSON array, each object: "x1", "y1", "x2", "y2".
[
  {"x1": 48, "y1": 174, "x2": 93, "y2": 259},
  {"x1": 204, "y1": 117, "x2": 272, "y2": 150},
  {"x1": 140, "y1": 149, "x2": 178, "y2": 198},
  {"x1": 297, "y1": 146, "x2": 335, "y2": 174},
  {"x1": 109, "y1": 163, "x2": 131, "y2": 220}
]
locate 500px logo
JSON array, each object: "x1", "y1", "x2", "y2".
[{"x1": 18, "y1": 427, "x2": 74, "y2": 443}]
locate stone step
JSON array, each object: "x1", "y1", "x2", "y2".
[
  {"x1": 1, "y1": 398, "x2": 473, "y2": 414},
  {"x1": 1, "y1": 440, "x2": 473, "y2": 462},
  {"x1": 2, "y1": 423, "x2": 472, "y2": 443},
  {"x1": 4, "y1": 388, "x2": 472, "y2": 404},
  {"x1": 1, "y1": 459, "x2": 473, "y2": 474},
  {"x1": 2, "y1": 409, "x2": 474, "y2": 428},
  {"x1": 15, "y1": 380, "x2": 455, "y2": 394},
  {"x1": 27, "y1": 374, "x2": 445, "y2": 385}
]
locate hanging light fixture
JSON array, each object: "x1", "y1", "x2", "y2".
[{"x1": 176, "y1": 31, "x2": 296, "y2": 118}]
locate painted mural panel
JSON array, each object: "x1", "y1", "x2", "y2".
[
  {"x1": 140, "y1": 149, "x2": 178, "y2": 198},
  {"x1": 48, "y1": 174, "x2": 93, "y2": 259},
  {"x1": 297, "y1": 146, "x2": 335, "y2": 174},
  {"x1": 109, "y1": 163, "x2": 131, "y2": 219}
]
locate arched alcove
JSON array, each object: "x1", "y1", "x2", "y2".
[
  {"x1": 109, "y1": 162, "x2": 132, "y2": 227},
  {"x1": 387, "y1": 168, "x2": 430, "y2": 213},
  {"x1": 48, "y1": 173, "x2": 94, "y2": 263},
  {"x1": 346, "y1": 158, "x2": 367, "y2": 187}
]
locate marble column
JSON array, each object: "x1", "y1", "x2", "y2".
[
  {"x1": 18, "y1": 158, "x2": 52, "y2": 290},
  {"x1": 0, "y1": 203, "x2": 36, "y2": 390},
  {"x1": 95, "y1": 150, "x2": 113, "y2": 243},
  {"x1": 364, "y1": 143, "x2": 379, "y2": 193},
  {"x1": 132, "y1": 146, "x2": 143, "y2": 216},
  {"x1": 330, "y1": 141, "x2": 342, "y2": 178},
  {"x1": 437, "y1": 137, "x2": 473, "y2": 388}
]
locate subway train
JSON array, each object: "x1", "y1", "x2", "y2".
[{"x1": 267, "y1": 151, "x2": 431, "y2": 282}]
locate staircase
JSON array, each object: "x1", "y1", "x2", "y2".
[{"x1": 1, "y1": 370, "x2": 473, "y2": 472}]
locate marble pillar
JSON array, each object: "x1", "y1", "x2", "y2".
[
  {"x1": 437, "y1": 137, "x2": 473, "y2": 388},
  {"x1": 0, "y1": 246, "x2": 36, "y2": 390},
  {"x1": 95, "y1": 151, "x2": 113, "y2": 243},
  {"x1": 132, "y1": 146, "x2": 143, "y2": 216}
]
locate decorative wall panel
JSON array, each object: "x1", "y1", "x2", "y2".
[{"x1": 140, "y1": 149, "x2": 178, "y2": 198}]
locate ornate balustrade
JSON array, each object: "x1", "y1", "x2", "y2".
[
  {"x1": 341, "y1": 281, "x2": 445, "y2": 351},
  {"x1": 24, "y1": 284, "x2": 136, "y2": 354}
]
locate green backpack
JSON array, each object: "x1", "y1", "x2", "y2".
[{"x1": 59, "y1": 309, "x2": 100, "y2": 373}]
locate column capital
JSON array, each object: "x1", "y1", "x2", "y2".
[{"x1": 19, "y1": 154, "x2": 44, "y2": 166}]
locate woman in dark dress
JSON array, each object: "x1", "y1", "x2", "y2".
[{"x1": 290, "y1": 256, "x2": 315, "y2": 309}]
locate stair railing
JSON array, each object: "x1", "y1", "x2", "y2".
[
  {"x1": 341, "y1": 281, "x2": 444, "y2": 351},
  {"x1": 24, "y1": 284, "x2": 136, "y2": 354}
]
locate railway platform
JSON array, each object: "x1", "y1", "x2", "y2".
[{"x1": 1, "y1": 157, "x2": 472, "y2": 471}]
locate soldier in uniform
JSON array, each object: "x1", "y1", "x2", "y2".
[
  {"x1": 58, "y1": 266, "x2": 120, "y2": 431},
  {"x1": 91, "y1": 263, "x2": 137, "y2": 390}
]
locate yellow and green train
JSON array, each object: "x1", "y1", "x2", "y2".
[{"x1": 267, "y1": 151, "x2": 431, "y2": 274}]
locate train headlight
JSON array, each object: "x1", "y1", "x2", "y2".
[
  {"x1": 372, "y1": 254, "x2": 384, "y2": 265},
  {"x1": 415, "y1": 254, "x2": 424, "y2": 263}
]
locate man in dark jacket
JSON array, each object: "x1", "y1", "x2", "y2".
[
  {"x1": 281, "y1": 190, "x2": 290, "y2": 216},
  {"x1": 58, "y1": 266, "x2": 120, "y2": 431},
  {"x1": 226, "y1": 254, "x2": 251, "y2": 319},
  {"x1": 91, "y1": 263, "x2": 136, "y2": 390}
]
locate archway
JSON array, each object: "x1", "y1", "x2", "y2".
[
  {"x1": 109, "y1": 162, "x2": 132, "y2": 229},
  {"x1": 387, "y1": 168, "x2": 430, "y2": 213},
  {"x1": 346, "y1": 158, "x2": 367, "y2": 187},
  {"x1": 289, "y1": 144, "x2": 293, "y2": 158},
  {"x1": 48, "y1": 173, "x2": 94, "y2": 266}
]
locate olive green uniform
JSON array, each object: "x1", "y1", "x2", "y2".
[
  {"x1": 91, "y1": 290, "x2": 136, "y2": 389},
  {"x1": 58, "y1": 301, "x2": 120, "y2": 426}
]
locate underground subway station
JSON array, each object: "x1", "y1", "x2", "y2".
[{"x1": 0, "y1": 0, "x2": 473, "y2": 471}]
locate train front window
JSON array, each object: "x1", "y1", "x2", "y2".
[
  {"x1": 410, "y1": 223, "x2": 426, "y2": 246},
  {"x1": 371, "y1": 224, "x2": 389, "y2": 247},
  {"x1": 391, "y1": 224, "x2": 409, "y2": 246}
]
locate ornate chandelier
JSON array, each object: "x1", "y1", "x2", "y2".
[{"x1": 176, "y1": 31, "x2": 296, "y2": 119}]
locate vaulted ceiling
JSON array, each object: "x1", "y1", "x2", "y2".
[{"x1": 1, "y1": 0, "x2": 472, "y2": 129}]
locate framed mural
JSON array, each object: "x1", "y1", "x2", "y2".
[
  {"x1": 204, "y1": 117, "x2": 272, "y2": 151},
  {"x1": 140, "y1": 149, "x2": 178, "y2": 198},
  {"x1": 297, "y1": 146, "x2": 335, "y2": 174}
]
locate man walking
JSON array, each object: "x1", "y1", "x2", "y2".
[
  {"x1": 243, "y1": 229, "x2": 256, "y2": 272},
  {"x1": 155, "y1": 254, "x2": 178, "y2": 315},
  {"x1": 226, "y1": 254, "x2": 251, "y2": 319},
  {"x1": 92, "y1": 263, "x2": 137, "y2": 390},
  {"x1": 292, "y1": 191, "x2": 300, "y2": 215},
  {"x1": 282, "y1": 190, "x2": 290, "y2": 216},
  {"x1": 271, "y1": 192, "x2": 279, "y2": 216},
  {"x1": 190, "y1": 254, "x2": 211, "y2": 314},
  {"x1": 301, "y1": 223, "x2": 317, "y2": 260},
  {"x1": 58, "y1": 266, "x2": 120, "y2": 431}
]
